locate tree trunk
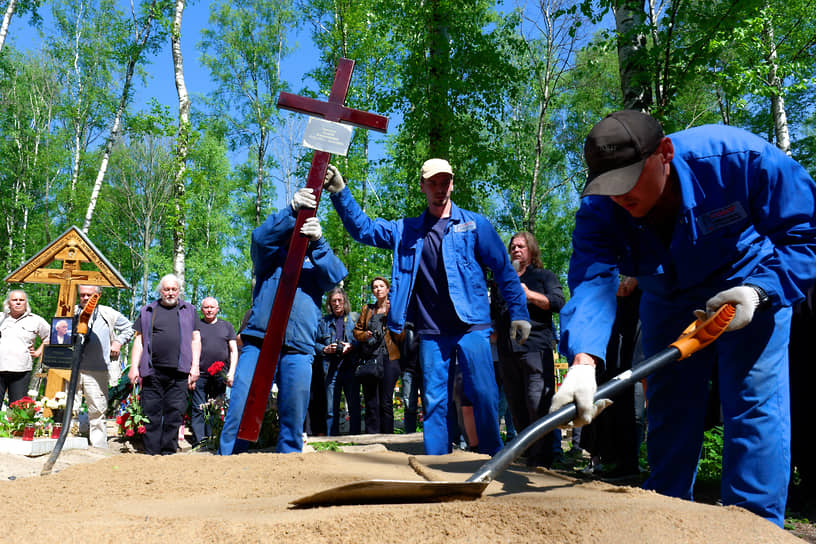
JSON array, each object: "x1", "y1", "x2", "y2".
[
  {"x1": 763, "y1": 15, "x2": 791, "y2": 155},
  {"x1": 0, "y1": 0, "x2": 17, "y2": 53},
  {"x1": 614, "y1": 0, "x2": 652, "y2": 111},
  {"x1": 255, "y1": 129, "x2": 266, "y2": 227},
  {"x1": 171, "y1": 0, "x2": 189, "y2": 285},
  {"x1": 82, "y1": 3, "x2": 158, "y2": 234},
  {"x1": 68, "y1": 0, "x2": 86, "y2": 215},
  {"x1": 427, "y1": 0, "x2": 451, "y2": 158}
]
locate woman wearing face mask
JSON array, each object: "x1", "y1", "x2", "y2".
[{"x1": 354, "y1": 277, "x2": 402, "y2": 434}]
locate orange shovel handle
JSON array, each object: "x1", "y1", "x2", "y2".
[{"x1": 670, "y1": 304, "x2": 735, "y2": 359}]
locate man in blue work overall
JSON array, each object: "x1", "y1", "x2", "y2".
[
  {"x1": 550, "y1": 110, "x2": 816, "y2": 527},
  {"x1": 323, "y1": 159, "x2": 531, "y2": 456},
  {"x1": 218, "y1": 188, "x2": 347, "y2": 455}
]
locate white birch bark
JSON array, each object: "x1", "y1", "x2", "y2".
[
  {"x1": 0, "y1": 0, "x2": 17, "y2": 53},
  {"x1": 82, "y1": 2, "x2": 158, "y2": 234},
  {"x1": 614, "y1": 0, "x2": 651, "y2": 111},
  {"x1": 763, "y1": 15, "x2": 791, "y2": 155},
  {"x1": 69, "y1": 1, "x2": 85, "y2": 197},
  {"x1": 171, "y1": 0, "x2": 189, "y2": 285}
]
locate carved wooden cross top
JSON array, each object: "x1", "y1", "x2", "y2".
[
  {"x1": 238, "y1": 58, "x2": 388, "y2": 441},
  {"x1": 4, "y1": 226, "x2": 130, "y2": 317}
]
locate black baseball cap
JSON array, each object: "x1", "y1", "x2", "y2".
[{"x1": 582, "y1": 110, "x2": 664, "y2": 197}]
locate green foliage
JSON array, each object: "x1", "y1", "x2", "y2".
[
  {"x1": 311, "y1": 441, "x2": 351, "y2": 452},
  {"x1": 2, "y1": 0, "x2": 816, "y2": 342},
  {"x1": 697, "y1": 425, "x2": 724, "y2": 484}
]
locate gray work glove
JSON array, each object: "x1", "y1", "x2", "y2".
[
  {"x1": 291, "y1": 187, "x2": 317, "y2": 211},
  {"x1": 323, "y1": 164, "x2": 346, "y2": 193},
  {"x1": 300, "y1": 216, "x2": 322, "y2": 241},
  {"x1": 693, "y1": 285, "x2": 761, "y2": 331},
  {"x1": 549, "y1": 364, "x2": 612, "y2": 427},
  {"x1": 510, "y1": 319, "x2": 531, "y2": 344}
]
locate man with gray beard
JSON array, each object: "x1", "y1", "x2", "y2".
[{"x1": 130, "y1": 274, "x2": 201, "y2": 455}]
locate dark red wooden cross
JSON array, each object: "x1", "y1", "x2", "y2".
[{"x1": 238, "y1": 57, "x2": 388, "y2": 442}]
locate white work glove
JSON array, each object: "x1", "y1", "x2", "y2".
[
  {"x1": 291, "y1": 187, "x2": 317, "y2": 211},
  {"x1": 510, "y1": 319, "x2": 531, "y2": 344},
  {"x1": 323, "y1": 164, "x2": 346, "y2": 193},
  {"x1": 549, "y1": 364, "x2": 611, "y2": 427},
  {"x1": 693, "y1": 285, "x2": 761, "y2": 331},
  {"x1": 300, "y1": 216, "x2": 322, "y2": 241}
]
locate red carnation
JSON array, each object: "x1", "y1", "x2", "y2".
[
  {"x1": 125, "y1": 428, "x2": 135, "y2": 437},
  {"x1": 137, "y1": 425, "x2": 146, "y2": 434},
  {"x1": 208, "y1": 360, "x2": 226, "y2": 376}
]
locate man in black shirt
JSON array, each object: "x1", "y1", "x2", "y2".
[
  {"x1": 190, "y1": 297, "x2": 237, "y2": 446},
  {"x1": 492, "y1": 231, "x2": 565, "y2": 467},
  {"x1": 130, "y1": 274, "x2": 201, "y2": 455}
]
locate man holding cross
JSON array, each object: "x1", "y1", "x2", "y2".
[
  {"x1": 323, "y1": 160, "x2": 531, "y2": 456},
  {"x1": 219, "y1": 189, "x2": 347, "y2": 455}
]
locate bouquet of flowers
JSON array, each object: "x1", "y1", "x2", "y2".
[
  {"x1": 201, "y1": 397, "x2": 228, "y2": 450},
  {"x1": 43, "y1": 391, "x2": 68, "y2": 423},
  {"x1": 7, "y1": 395, "x2": 42, "y2": 434},
  {"x1": 116, "y1": 385, "x2": 150, "y2": 439},
  {"x1": 207, "y1": 360, "x2": 228, "y2": 380}
]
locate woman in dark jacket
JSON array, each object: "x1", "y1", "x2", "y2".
[
  {"x1": 354, "y1": 277, "x2": 402, "y2": 434},
  {"x1": 316, "y1": 288, "x2": 360, "y2": 435}
]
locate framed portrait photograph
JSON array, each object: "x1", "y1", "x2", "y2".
[{"x1": 50, "y1": 317, "x2": 73, "y2": 345}]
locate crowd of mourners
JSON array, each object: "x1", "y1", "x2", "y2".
[{"x1": 3, "y1": 109, "x2": 816, "y2": 528}]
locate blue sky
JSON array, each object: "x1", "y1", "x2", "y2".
[{"x1": 7, "y1": 0, "x2": 394, "y2": 211}]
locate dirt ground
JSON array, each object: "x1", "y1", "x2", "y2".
[{"x1": 0, "y1": 431, "x2": 805, "y2": 543}]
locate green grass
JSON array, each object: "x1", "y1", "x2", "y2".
[{"x1": 311, "y1": 441, "x2": 353, "y2": 452}]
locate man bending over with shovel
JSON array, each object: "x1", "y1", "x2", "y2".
[{"x1": 551, "y1": 110, "x2": 816, "y2": 527}]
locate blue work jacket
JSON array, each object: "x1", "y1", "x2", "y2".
[
  {"x1": 330, "y1": 186, "x2": 529, "y2": 334},
  {"x1": 561, "y1": 124, "x2": 816, "y2": 363},
  {"x1": 242, "y1": 206, "x2": 348, "y2": 355}
]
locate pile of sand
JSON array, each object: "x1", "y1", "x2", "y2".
[{"x1": 0, "y1": 434, "x2": 798, "y2": 543}]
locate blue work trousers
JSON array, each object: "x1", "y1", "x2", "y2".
[
  {"x1": 218, "y1": 342, "x2": 312, "y2": 454},
  {"x1": 643, "y1": 304, "x2": 791, "y2": 527},
  {"x1": 419, "y1": 329, "x2": 502, "y2": 455}
]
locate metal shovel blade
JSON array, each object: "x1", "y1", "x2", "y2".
[
  {"x1": 290, "y1": 306, "x2": 735, "y2": 508},
  {"x1": 290, "y1": 479, "x2": 488, "y2": 507}
]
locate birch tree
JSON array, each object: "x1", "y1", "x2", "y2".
[
  {"x1": 48, "y1": 0, "x2": 122, "y2": 219},
  {"x1": 200, "y1": 0, "x2": 296, "y2": 227},
  {"x1": 0, "y1": 48, "x2": 62, "y2": 267},
  {"x1": 0, "y1": 0, "x2": 41, "y2": 53},
  {"x1": 613, "y1": 0, "x2": 651, "y2": 111},
  {"x1": 82, "y1": 0, "x2": 171, "y2": 233},
  {"x1": 99, "y1": 137, "x2": 174, "y2": 308},
  {"x1": 170, "y1": 0, "x2": 190, "y2": 284},
  {"x1": 509, "y1": 0, "x2": 587, "y2": 232}
]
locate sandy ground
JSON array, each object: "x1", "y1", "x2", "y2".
[{"x1": 0, "y1": 431, "x2": 802, "y2": 544}]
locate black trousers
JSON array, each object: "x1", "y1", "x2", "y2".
[
  {"x1": 0, "y1": 371, "x2": 31, "y2": 406},
  {"x1": 500, "y1": 349, "x2": 556, "y2": 466},
  {"x1": 361, "y1": 356, "x2": 400, "y2": 434},
  {"x1": 142, "y1": 366, "x2": 188, "y2": 455}
]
